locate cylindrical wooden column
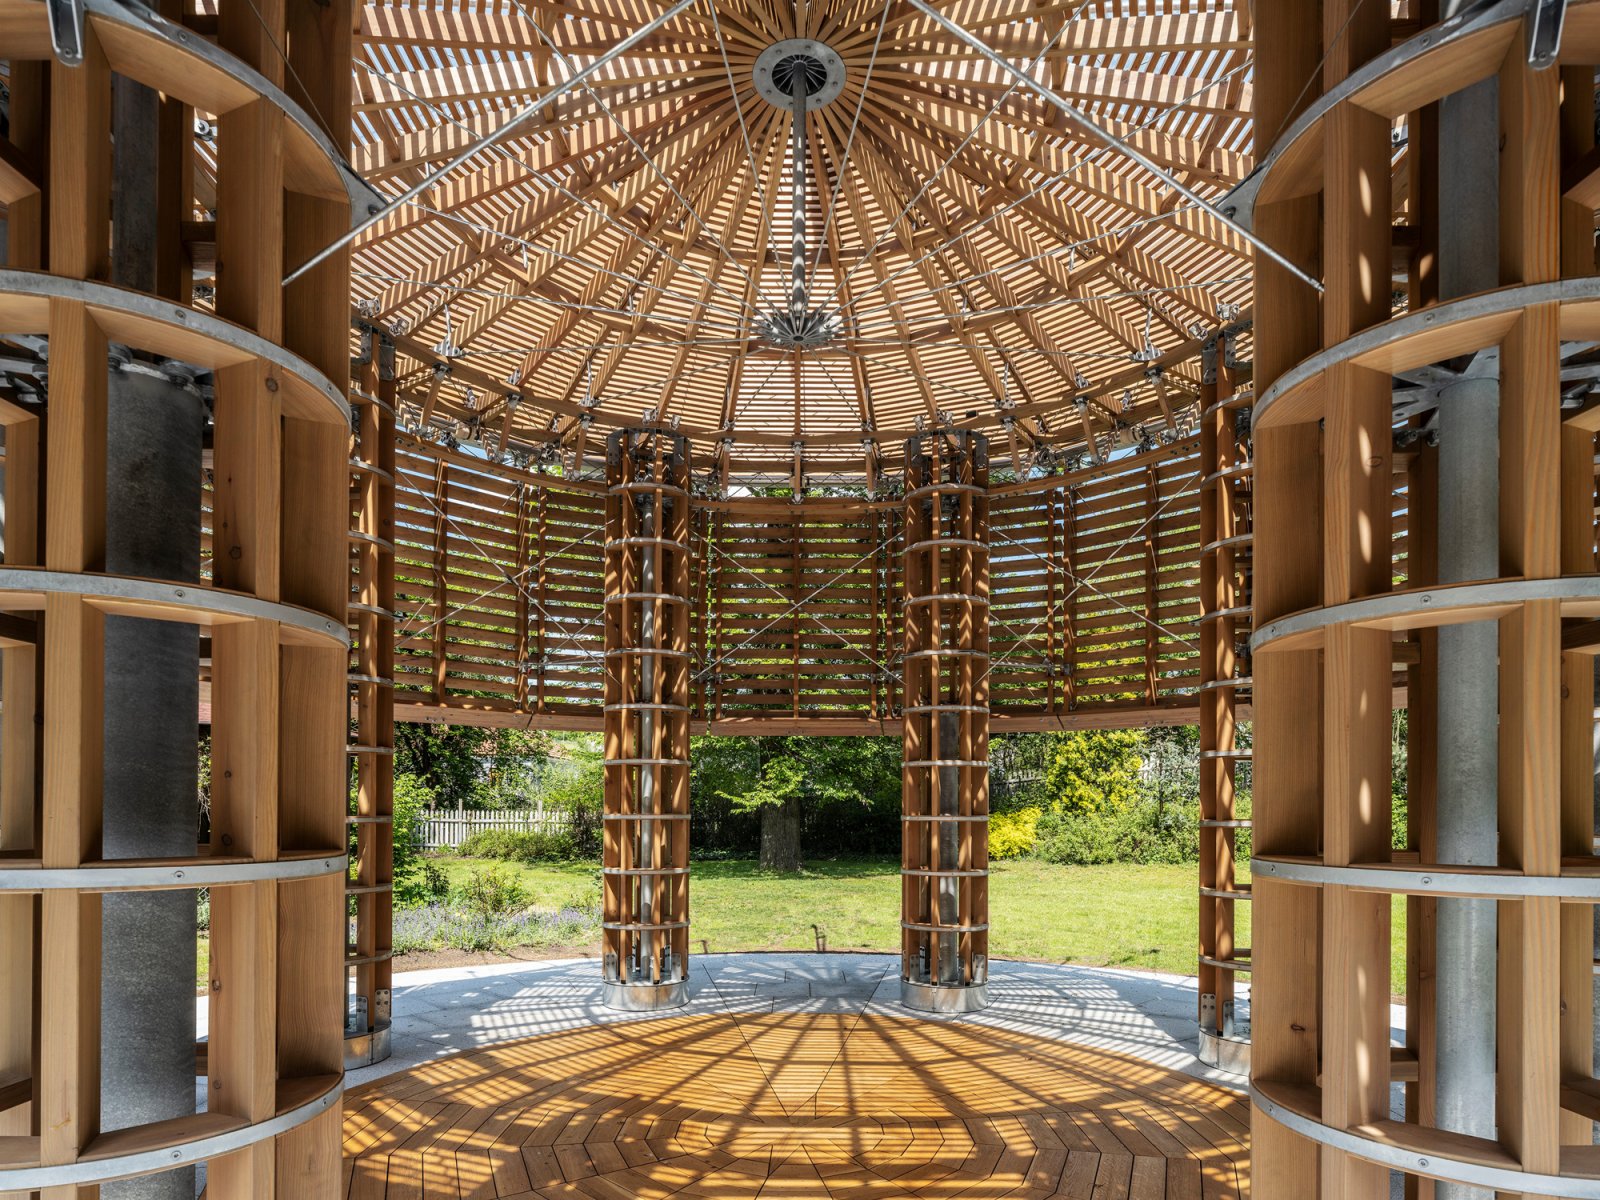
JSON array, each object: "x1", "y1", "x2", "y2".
[
  {"x1": 900, "y1": 431, "x2": 990, "y2": 1013},
  {"x1": 1197, "y1": 331, "x2": 1254, "y2": 1073},
  {"x1": 0, "y1": 1, "x2": 359, "y2": 1195},
  {"x1": 346, "y1": 329, "x2": 397, "y2": 1067},
  {"x1": 601, "y1": 427, "x2": 692, "y2": 1010},
  {"x1": 1250, "y1": 4, "x2": 1600, "y2": 1197}
]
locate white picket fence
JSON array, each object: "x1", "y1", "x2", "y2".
[{"x1": 420, "y1": 807, "x2": 571, "y2": 850}]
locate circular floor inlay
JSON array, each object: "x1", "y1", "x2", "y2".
[{"x1": 343, "y1": 1013, "x2": 1250, "y2": 1197}]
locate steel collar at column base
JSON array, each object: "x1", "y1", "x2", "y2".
[
  {"x1": 344, "y1": 1021, "x2": 393, "y2": 1070},
  {"x1": 1197, "y1": 1026, "x2": 1250, "y2": 1075},
  {"x1": 602, "y1": 978, "x2": 689, "y2": 1012},
  {"x1": 899, "y1": 978, "x2": 990, "y2": 1014}
]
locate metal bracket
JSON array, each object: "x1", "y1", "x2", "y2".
[
  {"x1": 1214, "y1": 165, "x2": 1264, "y2": 236},
  {"x1": 46, "y1": 0, "x2": 86, "y2": 66},
  {"x1": 1528, "y1": 0, "x2": 1568, "y2": 67}
]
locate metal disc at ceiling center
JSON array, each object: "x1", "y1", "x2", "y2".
[{"x1": 753, "y1": 38, "x2": 845, "y2": 109}]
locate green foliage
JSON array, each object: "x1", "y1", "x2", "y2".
[
  {"x1": 1012, "y1": 726, "x2": 1203, "y2": 866},
  {"x1": 721, "y1": 755, "x2": 805, "y2": 814},
  {"x1": 418, "y1": 860, "x2": 451, "y2": 903},
  {"x1": 715, "y1": 736, "x2": 900, "y2": 814},
  {"x1": 990, "y1": 733, "x2": 1059, "y2": 810},
  {"x1": 694, "y1": 735, "x2": 902, "y2": 859},
  {"x1": 1044, "y1": 730, "x2": 1144, "y2": 817},
  {"x1": 1391, "y1": 709, "x2": 1409, "y2": 850},
  {"x1": 538, "y1": 736, "x2": 604, "y2": 856},
  {"x1": 1033, "y1": 791, "x2": 1198, "y2": 866},
  {"x1": 394, "y1": 723, "x2": 551, "y2": 809},
  {"x1": 454, "y1": 864, "x2": 528, "y2": 918},
  {"x1": 989, "y1": 807, "x2": 1041, "y2": 859},
  {"x1": 389, "y1": 773, "x2": 435, "y2": 906},
  {"x1": 1141, "y1": 726, "x2": 1200, "y2": 814},
  {"x1": 458, "y1": 827, "x2": 577, "y2": 863}
]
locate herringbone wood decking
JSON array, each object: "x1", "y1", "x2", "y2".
[{"x1": 342, "y1": 1013, "x2": 1249, "y2": 1198}]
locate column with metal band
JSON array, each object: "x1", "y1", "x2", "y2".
[
  {"x1": 345, "y1": 328, "x2": 397, "y2": 1068},
  {"x1": 601, "y1": 428, "x2": 692, "y2": 1011},
  {"x1": 0, "y1": 0, "x2": 360, "y2": 1194},
  {"x1": 1197, "y1": 330, "x2": 1254, "y2": 1074},
  {"x1": 1247, "y1": 3, "x2": 1600, "y2": 1197},
  {"x1": 900, "y1": 430, "x2": 990, "y2": 1013}
]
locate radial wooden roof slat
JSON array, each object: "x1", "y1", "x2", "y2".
[{"x1": 349, "y1": 0, "x2": 1259, "y2": 477}]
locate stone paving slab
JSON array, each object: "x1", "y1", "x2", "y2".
[{"x1": 343, "y1": 951, "x2": 1263, "y2": 1092}]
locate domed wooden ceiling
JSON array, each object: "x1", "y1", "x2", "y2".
[{"x1": 351, "y1": 0, "x2": 1254, "y2": 482}]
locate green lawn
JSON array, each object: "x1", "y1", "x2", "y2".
[{"x1": 428, "y1": 855, "x2": 1411, "y2": 994}]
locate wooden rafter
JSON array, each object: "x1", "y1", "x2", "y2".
[{"x1": 348, "y1": 0, "x2": 1256, "y2": 477}]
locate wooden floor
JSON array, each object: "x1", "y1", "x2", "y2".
[{"x1": 342, "y1": 1012, "x2": 1249, "y2": 1198}]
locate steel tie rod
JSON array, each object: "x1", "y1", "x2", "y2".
[
  {"x1": 905, "y1": 0, "x2": 1326, "y2": 296},
  {"x1": 282, "y1": 0, "x2": 701, "y2": 286}
]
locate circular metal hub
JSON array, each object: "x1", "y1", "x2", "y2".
[
  {"x1": 759, "y1": 308, "x2": 838, "y2": 348},
  {"x1": 754, "y1": 38, "x2": 846, "y2": 110}
]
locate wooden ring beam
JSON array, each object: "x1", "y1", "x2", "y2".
[
  {"x1": 0, "y1": 1077, "x2": 341, "y2": 1191},
  {"x1": 1253, "y1": 1080, "x2": 1600, "y2": 1197},
  {"x1": 0, "y1": 270, "x2": 349, "y2": 424},
  {"x1": 0, "y1": 853, "x2": 346, "y2": 893},
  {"x1": 1253, "y1": 278, "x2": 1600, "y2": 430},
  {"x1": 0, "y1": 0, "x2": 377, "y2": 212},
  {"x1": 0, "y1": 567, "x2": 351, "y2": 645},
  {"x1": 1254, "y1": 857, "x2": 1600, "y2": 900},
  {"x1": 1249, "y1": 0, "x2": 1600, "y2": 213},
  {"x1": 1252, "y1": 577, "x2": 1600, "y2": 652}
]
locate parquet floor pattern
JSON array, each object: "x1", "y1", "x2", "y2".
[{"x1": 342, "y1": 1013, "x2": 1249, "y2": 1199}]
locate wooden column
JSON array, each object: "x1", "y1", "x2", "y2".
[
  {"x1": 900, "y1": 431, "x2": 990, "y2": 1012},
  {"x1": 208, "y1": 4, "x2": 288, "y2": 1193},
  {"x1": 601, "y1": 428, "x2": 692, "y2": 1010},
  {"x1": 345, "y1": 333, "x2": 397, "y2": 1069},
  {"x1": 1250, "y1": 2, "x2": 1324, "y2": 1197},
  {"x1": 0, "y1": 0, "x2": 353, "y2": 1193},
  {"x1": 1495, "y1": 39, "x2": 1565, "y2": 1187},
  {"x1": 1197, "y1": 332, "x2": 1253, "y2": 1073},
  {"x1": 1250, "y1": 4, "x2": 1600, "y2": 1197}
]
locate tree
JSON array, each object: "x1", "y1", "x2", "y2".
[
  {"x1": 1043, "y1": 729, "x2": 1143, "y2": 817},
  {"x1": 394, "y1": 723, "x2": 551, "y2": 809},
  {"x1": 389, "y1": 773, "x2": 435, "y2": 904},
  {"x1": 715, "y1": 736, "x2": 900, "y2": 871},
  {"x1": 733, "y1": 754, "x2": 807, "y2": 870},
  {"x1": 1141, "y1": 725, "x2": 1200, "y2": 821}
]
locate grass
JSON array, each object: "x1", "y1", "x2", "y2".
[{"x1": 427, "y1": 854, "x2": 1412, "y2": 995}]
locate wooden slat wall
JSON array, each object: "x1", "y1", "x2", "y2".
[
  {"x1": 375, "y1": 437, "x2": 1263, "y2": 729},
  {"x1": 990, "y1": 450, "x2": 1205, "y2": 716},
  {"x1": 700, "y1": 506, "x2": 893, "y2": 721},
  {"x1": 391, "y1": 445, "x2": 605, "y2": 717}
]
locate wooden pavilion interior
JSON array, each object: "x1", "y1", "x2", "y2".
[{"x1": 3, "y1": 0, "x2": 1600, "y2": 1195}]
